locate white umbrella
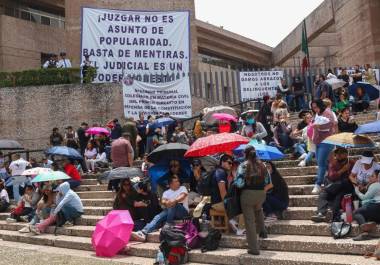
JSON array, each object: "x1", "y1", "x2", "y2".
[
  {"x1": 22, "y1": 167, "x2": 52, "y2": 176},
  {"x1": 326, "y1": 78, "x2": 346, "y2": 90},
  {"x1": 203, "y1": 105, "x2": 237, "y2": 124}
]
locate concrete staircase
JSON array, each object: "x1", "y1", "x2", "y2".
[{"x1": 0, "y1": 111, "x2": 379, "y2": 264}]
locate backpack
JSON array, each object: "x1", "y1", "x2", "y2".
[
  {"x1": 175, "y1": 220, "x2": 200, "y2": 249},
  {"x1": 200, "y1": 228, "x2": 222, "y2": 253},
  {"x1": 196, "y1": 170, "x2": 215, "y2": 196},
  {"x1": 159, "y1": 225, "x2": 189, "y2": 265}
]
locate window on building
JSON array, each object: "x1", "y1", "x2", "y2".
[
  {"x1": 4, "y1": 7, "x2": 16, "y2": 17},
  {"x1": 206, "y1": 83, "x2": 212, "y2": 100},
  {"x1": 223, "y1": 86, "x2": 229, "y2": 103},
  {"x1": 20, "y1": 10, "x2": 31, "y2": 21},
  {"x1": 41, "y1": 16, "x2": 50, "y2": 26}
]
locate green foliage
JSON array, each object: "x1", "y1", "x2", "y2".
[
  {"x1": 83, "y1": 66, "x2": 97, "y2": 84},
  {"x1": 0, "y1": 68, "x2": 82, "y2": 88}
]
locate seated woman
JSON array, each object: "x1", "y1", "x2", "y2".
[
  {"x1": 263, "y1": 162, "x2": 289, "y2": 220},
  {"x1": 271, "y1": 114, "x2": 294, "y2": 152},
  {"x1": 338, "y1": 107, "x2": 358, "y2": 133},
  {"x1": 332, "y1": 91, "x2": 349, "y2": 113},
  {"x1": 292, "y1": 111, "x2": 312, "y2": 160},
  {"x1": 6, "y1": 185, "x2": 34, "y2": 223},
  {"x1": 86, "y1": 147, "x2": 108, "y2": 173},
  {"x1": 84, "y1": 142, "x2": 98, "y2": 173},
  {"x1": 241, "y1": 116, "x2": 268, "y2": 143},
  {"x1": 350, "y1": 87, "x2": 370, "y2": 113},
  {"x1": 353, "y1": 172, "x2": 380, "y2": 241},
  {"x1": 113, "y1": 178, "x2": 135, "y2": 211},
  {"x1": 63, "y1": 159, "x2": 82, "y2": 189},
  {"x1": 0, "y1": 179, "x2": 9, "y2": 212}
]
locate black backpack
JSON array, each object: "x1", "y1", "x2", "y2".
[
  {"x1": 197, "y1": 170, "x2": 216, "y2": 196},
  {"x1": 200, "y1": 228, "x2": 222, "y2": 253},
  {"x1": 159, "y1": 225, "x2": 188, "y2": 265}
]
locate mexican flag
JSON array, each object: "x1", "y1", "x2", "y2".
[{"x1": 301, "y1": 19, "x2": 310, "y2": 73}]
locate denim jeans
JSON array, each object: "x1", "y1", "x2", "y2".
[
  {"x1": 294, "y1": 143, "x2": 307, "y2": 155},
  {"x1": 315, "y1": 143, "x2": 334, "y2": 185},
  {"x1": 295, "y1": 95, "x2": 306, "y2": 111},
  {"x1": 66, "y1": 179, "x2": 81, "y2": 189},
  {"x1": 305, "y1": 151, "x2": 315, "y2": 164},
  {"x1": 60, "y1": 205, "x2": 83, "y2": 222},
  {"x1": 11, "y1": 176, "x2": 28, "y2": 203},
  {"x1": 142, "y1": 204, "x2": 188, "y2": 234},
  {"x1": 285, "y1": 95, "x2": 294, "y2": 108}
]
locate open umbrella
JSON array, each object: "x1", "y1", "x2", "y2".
[
  {"x1": 185, "y1": 133, "x2": 249, "y2": 158},
  {"x1": 348, "y1": 82, "x2": 379, "y2": 101},
  {"x1": 22, "y1": 167, "x2": 52, "y2": 176},
  {"x1": 92, "y1": 210, "x2": 134, "y2": 257},
  {"x1": 0, "y1": 140, "x2": 23, "y2": 150},
  {"x1": 326, "y1": 78, "x2": 347, "y2": 90},
  {"x1": 31, "y1": 171, "x2": 71, "y2": 183},
  {"x1": 86, "y1": 127, "x2": 110, "y2": 136},
  {"x1": 45, "y1": 146, "x2": 83, "y2": 160},
  {"x1": 147, "y1": 143, "x2": 189, "y2": 164},
  {"x1": 203, "y1": 106, "x2": 237, "y2": 124},
  {"x1": 322, "y1": 133, "x2": 375, "y2": 148},
  {"x1": 249, "y1": 141, "x2": 285, "y2": 161},
  {"x1": 105, "y1": 167, "x2": 143, "y2": 180},
  {"x1": 241, "y1": 110, "x2": 259, "y2": 119},
  {"x1": 212, "y1": 113, "x2": 237, "y2": 122},
  {"x1": 150, "y1": 117, "x2": 175, "y2": 130},
  {"x1": 355, "y1": 120, "x2": 380, "y2": 134}
]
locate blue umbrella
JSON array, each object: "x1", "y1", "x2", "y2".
[
  {"x1": 150, "y1": 117, "x2": 175, "y2": 130},
  {"x1": 45, "y1": 146, "x2": 83, "y2": 160},
  {"x1": 233, "y1": 142, "x2": 284, "y2": 161},
  {"x1": 355, "y1": 120, "x2": 380, "y2": 134},
  {"x1": 348, "y1": 82, "x2": 379, "y2": 101},
  {"x1": 149, "y1": 159, "x2": 191, "y2": 192}
]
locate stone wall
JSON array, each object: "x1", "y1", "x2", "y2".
[{"x1": 0, "y1": 83, "x2": 211, "y2": 150}]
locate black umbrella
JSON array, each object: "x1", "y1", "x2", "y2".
[
  {"x1": 0, "y1": 140, "x2": 23, "y2": 150},
  {"x1": 104, "y1": 167, "x2": 143, "y2": 180},
  {"x1": 147, "y1": 143, "x2": 189, "y2": 164}
]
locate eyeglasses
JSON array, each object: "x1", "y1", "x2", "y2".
[
  {"x1": 192, "y1": 164, "x2": 200, "y2": 167},
  {"x1": 225, "y1": 161, "x2": 233, "y2": 165}
]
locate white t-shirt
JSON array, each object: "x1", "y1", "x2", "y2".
[
  {"x1": 162, "y1": 186, "x2": 189, "y2": 211},
  {"x1": 0, "y1": 189, "x2": 9, "y2": 203},
  {"x1": 0, "y1": 157, "x2": 6, "y2": 173},
  {"x1": 9, "y1": 158, "x2": 30, "y2": 176},
  {"x1": 85, "y1": 148, "x2": 98, "y2": 159},
  {"x1": 351, "y1": 160, "x2": 380, "y2": 185},
  {"x1": 57, "y1": 59, "x2": 72, "y2": 68}
]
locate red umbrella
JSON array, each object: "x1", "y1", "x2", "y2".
[{"x1": 185, "y1": 133, "x2": 249, "y2": 158}]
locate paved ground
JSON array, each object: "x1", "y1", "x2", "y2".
[{"x1": 0, "y1": 240, "x2": 153, "y2": 265}]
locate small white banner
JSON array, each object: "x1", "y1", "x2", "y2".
[
  {"x1": 122, "y1": 77, "x2": 192, "y2": 119},
  {"x1": 239, "y1": 71, "x2": 284, "y2": 101}
]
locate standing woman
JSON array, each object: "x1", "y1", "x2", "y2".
[
  {"x1": 311, "y1": 99, "x2": 335, "y2": 194},
  {"x1": 238, "y1": 146, "x2": 269, "y2": 255}
]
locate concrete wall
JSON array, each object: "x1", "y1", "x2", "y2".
[
  {"x1": 65, "y1": 0, "x2": 199, "y2": 72},
  {"x1": 0, "y1": 15, "x2": 65, "y2": 72},
  {"x1": 0, "y1": 83, "x2": 211, "y2": 150}
]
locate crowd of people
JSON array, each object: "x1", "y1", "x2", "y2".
[{"x1": 0, "y1": 66, "x2": 379, "y2": 257}]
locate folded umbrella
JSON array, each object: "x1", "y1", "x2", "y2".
[
  {"x1": 326, "y1": 78, "x2": 347, "y2": 90},
  {"x1": 212, "y1": 113, "x2": 237, "y2": 122},
  {"x1": 185, "y1": 133, "x2": 249, "y2": 158},
  {"x1": 86, "y1": 127, "x2": 110, "y2": 136},
  {"x1": 348, "y1": 82, "x2": 379, "y2": 101},
  {"x1": 92, "y1": 210, "x2": 134, "y2": 257},
  {"x1": 355, "y1": 120, "x2": 380, "y2": 134},
  {"x1": 0, "y1": 140, "x2": 23, "y2": 150},
  {"x1": 32, "y1": 171, "x2": 71, "y2": 183},
  {"x1": 147, "y1": 143, "x2": 189, "y2": 164},
  {"x1": 45, "y1": 146, "x2": 83, "y2": 160},
  {"x1": 322, "y1": 133, "x2": 375, "y2": 148},
  {"x1": 22, "y1": 167, "x2": 52, "y2": 176}
]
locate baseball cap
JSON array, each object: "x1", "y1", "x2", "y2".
[{"x1": 360, "y1": 151, "x2": 374, "y2": 164}]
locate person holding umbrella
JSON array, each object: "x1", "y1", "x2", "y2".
[{"x1": 350, "y1": 87, "x2": 370, "y2": 113}]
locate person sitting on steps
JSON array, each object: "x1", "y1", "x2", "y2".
[
  {"x1": 131, "y1": 175, "x2": 189, "y2": 242},
  {"x1": 311, "y1": 147, "x2": 355, "y2": 223}
]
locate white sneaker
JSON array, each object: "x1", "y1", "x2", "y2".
[
  {"x1": 311, "y1": 185, "x2": 321, "y2": 194},
  {"x1": 236, "y1": 228, "x2": 246, "y2": 236},
  {"x1": 19, "y1": 216, "x2": 29, "y2": 223},
  {"x1": 131, "y1": 231, "x2": 146, "y2": 242},
  {"x1": 18, "y1": 226, "x2": 31, "y2": 233},
  {"x1": 298, "y1": 160, "x2": 306, "y2": 167},
  {"x1": 6, "y1": 218, "x2": 17, "y2": 223},
  {"x1": 229, "y1": 219, "x2": 238, "y2": 232},
  {"x1": 29, "y1": 225, "x2": 41, "y2": 235},
  {"x1": 63, "y1": 221, "x2": 74, "y2": 227},
  {"x1": 298, "y1": 153, "x2": 307, "y2": 160}
]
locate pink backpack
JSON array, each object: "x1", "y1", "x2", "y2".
[{"x1": 175, "y1": 220, "x2": 200, "y2": 249}]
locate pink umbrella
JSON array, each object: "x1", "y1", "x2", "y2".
[
  {"x1": 212, "y1": 113, "x2": 237, "y2": 122},
  {"x1": 92, "y1": 210, "x2": 134, "y2": 257},
  {"x1": 86, "y1": 127, "x2": 110, "y2": 136}
]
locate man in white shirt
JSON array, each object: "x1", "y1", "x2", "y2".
[
  {"x1": 57, "y1": 52, "x2": 72, "y2": 68},
  {"x1": 349, "y1": 151, "x2": 380, "y2": 192},
  {"x1": 132, "y1": 175, "x2": 188, "y2": 241},
  {"x1": 9, "y1": 154, "x2": 30, "y2": 202}
]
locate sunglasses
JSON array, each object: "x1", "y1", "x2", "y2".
[
  {"x1": 192, "y1": 163, "x2": 201, "y2": 167},
  {"x1": 225, "y1": 161, "x2": 233, "y2": 165}
]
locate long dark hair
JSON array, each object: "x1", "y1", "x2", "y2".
[
  {"x1": 267, "y1": 161, "x2": 289, "y2": 203},
  {"x1": 311, "y1": 99, "x2": 326, "y2": 114},
  {"x1": 244, "y1": 146, "x2": 265, "y2": 186}
]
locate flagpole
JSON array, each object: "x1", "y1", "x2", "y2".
[{"x1": 303, "y1": 19, "x2": 313, "y2": 100}]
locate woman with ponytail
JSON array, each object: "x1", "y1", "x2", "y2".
[{"x1": 237, "y1": 146, "x2": 270, "y2": 255}]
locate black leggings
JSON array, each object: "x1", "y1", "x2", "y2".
[{"x1": 353, "y1": 203, "x2": 380, "y2": 225}]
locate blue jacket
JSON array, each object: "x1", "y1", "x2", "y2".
[{"x1": 54, "y1": 182, "x2": 83, "y2": 215}]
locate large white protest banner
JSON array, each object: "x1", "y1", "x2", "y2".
[
  {"x1": 122, "y1": 77, "x2": 192, "y2": 119},
  {"x1": 81, "y1": 7, "x2": 190, "y2": 83},
  {"x1": 239, "y1": 71, "x2": 283, "y2": 101}
]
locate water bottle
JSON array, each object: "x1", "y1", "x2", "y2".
[
  {"x1": 344, "y1": 194, "x2": 353, "y2": 223},
  {"x1": 157, "y1": 250, "x2": 165, "y2": 265},
  {"x1": 200, "y1": 213, "x2": 209, "y2": 232}
]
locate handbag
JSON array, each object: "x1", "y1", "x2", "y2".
[
  {"x1": 175, "y1": 220, "x2": 200, "y2": 250},
  {"x1": 224, "y1": 184, "x2": 242, "y2": 219},
  {"x1": 331, "y1": 221, "x2": 351, "y2": 239}
]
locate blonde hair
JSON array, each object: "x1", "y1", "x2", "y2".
[{"x1": 322, "y1": 98, "x2": 332, "y2": 108}]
